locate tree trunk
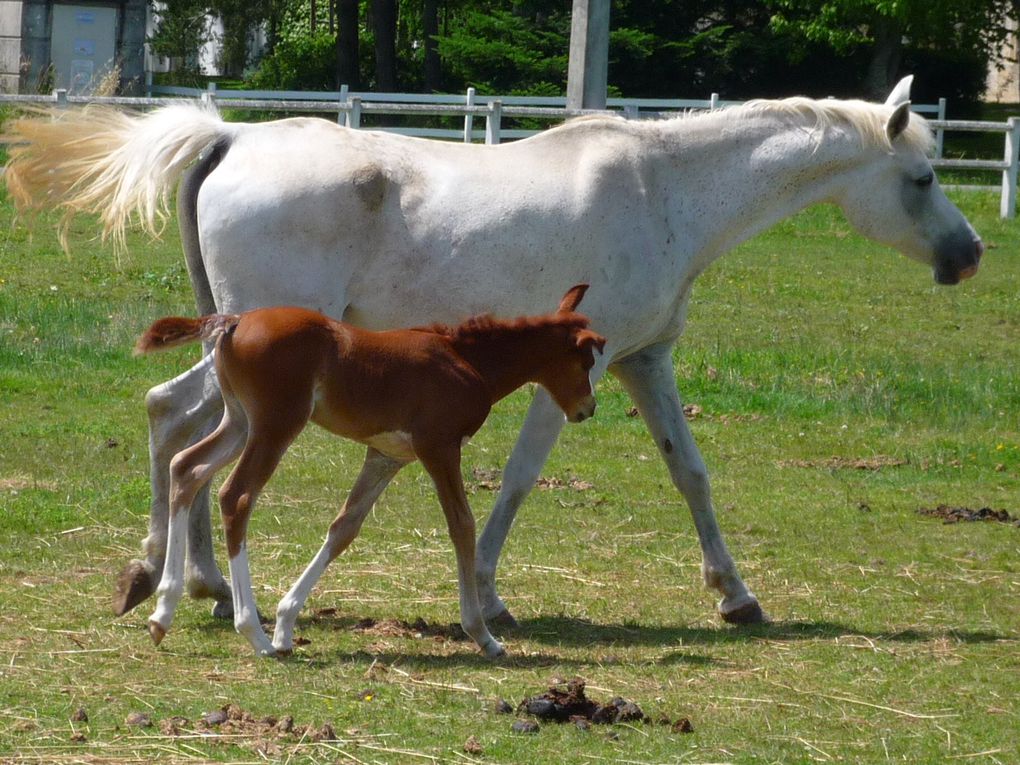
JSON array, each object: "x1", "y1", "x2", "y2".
[
  {"x1": 865, "y1": 16, "x2": 904, "y2": 100},
  {"x1": 423, "y1": 0, "x2": 441, "y2": 92},
  {"x1": 373, "y1": 0, "x2": 398, "y2": 91},
  {"x1": 336, "y1": 0, "x2": 360, "y2": 89}
]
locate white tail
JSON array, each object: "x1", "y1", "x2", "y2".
[{"x1": 4, "y1": 103, "x2": 232, "y2": 253}]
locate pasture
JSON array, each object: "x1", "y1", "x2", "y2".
[{"x1": 0, "y1": 189, "x2": 1017, "y2": 763}]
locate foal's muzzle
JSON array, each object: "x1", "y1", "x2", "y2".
[{"x1": 569, "y1": 396, "x2": 597, "y2": 423}]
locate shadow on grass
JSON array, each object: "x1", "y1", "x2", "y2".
[{"x1": 507, "y1": 615, "x2": 1007, "y2": 647}]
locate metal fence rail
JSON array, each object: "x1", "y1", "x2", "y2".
[{"x1": 1, "y1": 87, "x2": 1016, "y2": 217}]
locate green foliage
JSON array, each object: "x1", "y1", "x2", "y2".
[
  {"x1": 148, "y1": 0, "x2": 210, "y2": 79},
  {"x1": 248, "y1": 27, "x2": 338, "y2": 90},
  {"x1": 437, "y1": 8, "x2": 569, "y2": 94}
]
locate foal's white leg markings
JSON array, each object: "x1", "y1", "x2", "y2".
[
  {"x1": 228, "y1": 546, "x2": 276, "y2": 657},
  {"x1": 148, "y1": 391, "x2": 247, "y2": 641},
  {"x1": 611, "y1": 343, "x2": 763, "y2": 621},
  {"x1": 273, "y1": 449, "x2": 403, "y2": 653},
  {"x1": 140, "y1": 354, "x2": 230, "y2": 612}
]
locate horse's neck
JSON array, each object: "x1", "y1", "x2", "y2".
[
  {"x1": 657, "y1": 113, "x2": 865, "y2": 263},
  {"x1": 449, "y1": 327, "x2": 551, "y2": 403}
]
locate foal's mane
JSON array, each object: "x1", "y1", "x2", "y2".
[
  {"x1": 555, "y1": 96, "x2": 934, "y2": 155},
  {"x1": 423, "y1": 313, "x2": 590, "y2": 345}
]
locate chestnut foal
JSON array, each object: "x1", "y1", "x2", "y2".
[{"x1": 136, "y1": 285, "x2": 605, "y2": 658}]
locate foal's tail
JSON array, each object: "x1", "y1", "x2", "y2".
[
  {"x1": 135, "y1": 314, "x2": 240, "y2": 356},
  {"x1": 4, "y1": 102, "x2": 234, "y2": 254}
]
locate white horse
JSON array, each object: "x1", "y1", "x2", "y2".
[{"x1": 6, "y1": 76, "x2": 982, "y2": 630}]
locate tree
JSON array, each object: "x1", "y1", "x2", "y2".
[
  {"x1": 372, "y1": 0, "x2": 398, "y2": 90},
  {"x1": 148, "y1": 0, "x2": 210, "y2": 79},
  {"x1": 336, "y1": 0, "x2": 361, "y2": 88},
  {"x1": 767, "y1": 0, "x2": 1017, "y2": 98}
]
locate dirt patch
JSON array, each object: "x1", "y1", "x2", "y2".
[
  {"x1": 918, "y1": 505, "x2": 1020, "y2": 526},
  {"x1": 469, "y1": 467, "x2": 594, "y2": 493},
  {"x1": 514, "y1": 678, "x2": 693, "y2": 733},
  {"x1": 777, "y1": 455, "x2": 907, "y2": 471},
  {"x1": 140, "y1": 703, "x2": 341, "y2": 755},
  {"x1": 0, "y1": 475, "x2": 60, "y2": 491}
]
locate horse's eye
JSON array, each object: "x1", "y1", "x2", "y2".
[{"x1": 915, "y1": 172, "x2": 934, "y2": 188}]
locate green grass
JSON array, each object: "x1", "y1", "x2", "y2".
[{"x1": 0, "y1": 191, "x2": 1018, "y2": 764}]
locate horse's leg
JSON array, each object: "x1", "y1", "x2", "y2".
[
  {"x1": 114, "y1": 354, "x2": 231, "y2": 617},
  {"x1": 475, "y1": 388, "x2": 566, "y2": 626},
  {"x1": 420, "y1": 444, "x2": 505, "y2": 658},
  {"x1": 273, "y1": 448, "x2": 404, "y2": 654},
  {"x1": 219, "y1": 420, "x2": 305, "y2": 657},
  {"x1": 610, "y1": 342, "x2": 767, "y2": 624},
  {"x1": 147, "y1": 404, "x2": 247, "y2": 644}
]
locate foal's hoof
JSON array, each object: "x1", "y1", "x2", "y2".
[
  {"x1": 148, "y1": 620, "x2": 167, "y2": 646},
  {"x1": 720, "y1": 599, "x2": 770, "y2": 625},
  {"x1": 489, "y1": 609, "x2": 519, "y2": 630},
  {"x1": 113, "y1": 561, "x2": 156, "y2": 616}
]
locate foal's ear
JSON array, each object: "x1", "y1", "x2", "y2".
[
  {"x1": 577, "y1": 329, "x2": 606, "y2": 355},
  {"x1": 558, "y1": 283, "x2": 590, "y2": 313}
]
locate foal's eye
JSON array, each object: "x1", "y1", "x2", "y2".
[{"x1": 914, "y1": 172, "x2": 934, "y2": 188}]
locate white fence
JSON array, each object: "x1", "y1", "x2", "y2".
[{"x1": 1, "y1": 86, "x2": 1017, "y2": 217}]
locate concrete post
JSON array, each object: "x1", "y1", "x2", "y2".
[{"x1": 566, "y1": 0, "x2": 609, "y2": 110}]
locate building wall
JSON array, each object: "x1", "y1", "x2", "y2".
[
  {"x1": 0, "y1": 1, "x2": 22, "y2": 92},
  {"x1": 15, "y1": 0, "x2": 145, "y2": 94}
]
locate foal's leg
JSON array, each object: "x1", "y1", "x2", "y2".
[
  {"x1": 611, "y1": 342, "x2": 766, "y2": 624},
  {"x1": 475, "y1": 387, "x2": 566, "y2": 625},
  {"x1": 114, "y1": 354, "x2": 232, "y2": 618},
  {"x1": 273, "y1": 448, "x2": 404, "y2": 653},
  {"x1": 147, "y1": 403, "x2": 248, "y2": 644},
  {"x1": 420, "y1": 445, "x2": 505, "y2": 658},
  {"x1": 219, "y1": 420, "x2": 306, "y2": 657}
]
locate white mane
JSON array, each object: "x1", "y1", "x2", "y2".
[
  {"x1": 736, "y1": 97, "x2": 934, "y2": 154},
  {"x1": 554, "y1": 97, "x2": 934, "y2": 155}
]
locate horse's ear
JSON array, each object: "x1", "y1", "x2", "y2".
[
  {"x1": 577, "y1": 329, "x2": 606, "y2": 355},
  {"x1": 558, "y1": 283, "x2": 590, "y2": 313},
  {"x1": 886, "y1": 101, "x2": 912, "y2": 143},
  {"x1": 884, "y1": 75, "x2": 913, "y2": 106}
]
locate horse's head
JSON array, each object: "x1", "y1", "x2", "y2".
[
  {"x1": 539, "y1": 284, "x2": 606, "y2": 423},
  {"x1": 832, "y1": 77, "x2": 983, "y2": 285}
]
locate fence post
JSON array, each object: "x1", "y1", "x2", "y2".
[
  {"x1": 463, "y1": 87, "x2": 475, "y2": 143},
  {"x1": 1001, "y1": 117, "x2": 1019, "y2": 219},
  {"x1": 145, "y1": 70, "x2": 153, "y2": 98},
  {"x1": 200, "y1": 90, "x2": 216, "y2": 109},
  {"x1": 709, "y1": 92, "x2": 719, "y2": 110},
  {"x1": 53, "y1": 88, "x2": 68, "y2": 108},
  {"x1": 935, "y1": 97, "x2": 946, "y2": 160},
  {"x1": 485, "y1": 100, "x2": 502, "y2": 145},
  {"x1": 348, "y1": 97, "x2": 362, "y2": 129},
  {"x1": 337, "y1": 83, "x2": 348, "y2": 125}
]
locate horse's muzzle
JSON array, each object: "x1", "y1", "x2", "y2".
[{"x1": 935, "y1": 239, "x2": 983, "y2": 285}]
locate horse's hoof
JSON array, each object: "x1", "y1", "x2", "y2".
[
  {"x1": 210, "y1": 600, "x2": 234, "y2": 621},
  {"x1": 485, "y1": 643, "x2": 507, "y2": 659},
  {"x1": 113, "y1": 561, "x2": 156, "y2": 616},
  {"x1": 148, "y1": 620, "x2": 167, "y2": 646},
  {"x1": 720, "y1": 600, "x2": 770, "y2": 625},
  {"x1": 489, "y1": 609, "x2": 519, "y2": 629}
]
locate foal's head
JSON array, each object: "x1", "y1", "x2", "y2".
[{"x1": 537, "y1": 284, "x2": 606, "y2": 423}]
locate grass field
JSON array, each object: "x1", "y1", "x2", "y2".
[{"x1": 0, "y1": 187, "x2": 1018, "y2": 764}]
